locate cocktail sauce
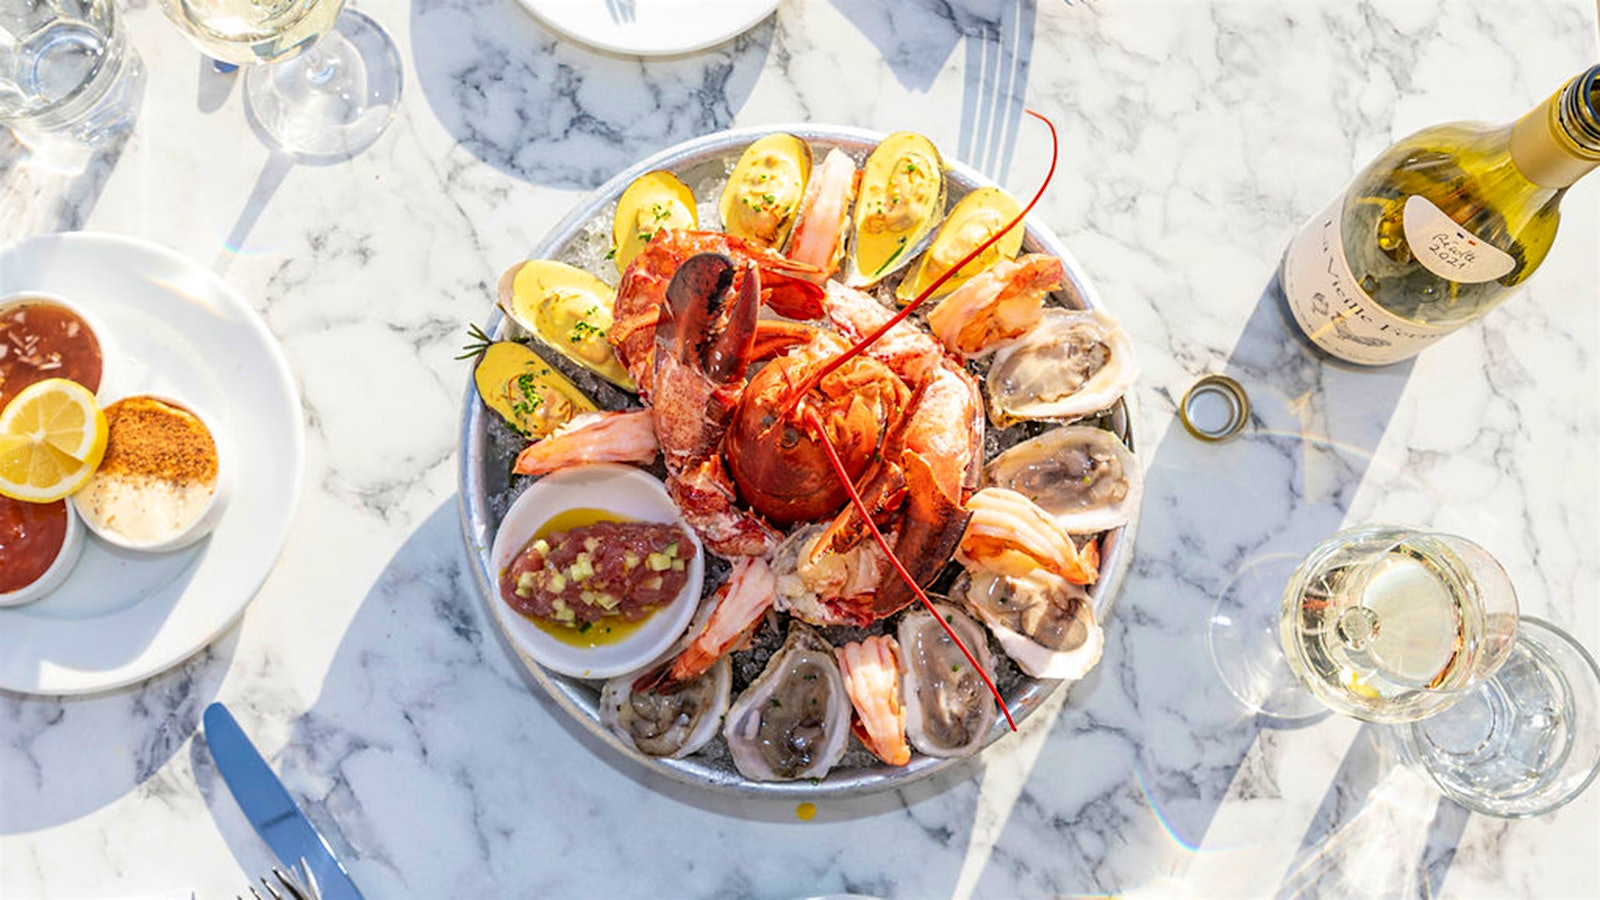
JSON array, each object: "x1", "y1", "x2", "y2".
[
  {"x1": 0, "y1": 298, "x2": 104, "y2": 408},
  {"x1": 0, "y1": 496, "x2": 69, "y2": 593}
]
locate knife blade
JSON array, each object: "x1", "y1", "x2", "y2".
[{"x1": 203, "y1": 702, "x2": 364, "y2": 900}]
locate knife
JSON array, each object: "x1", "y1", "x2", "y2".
[{"x1": 203, "y1": 702, "x2": 364, "y2": 900}]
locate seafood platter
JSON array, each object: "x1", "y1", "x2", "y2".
[{"x1": 459, "y1": 123, "x2": 1143, "y2": 798}]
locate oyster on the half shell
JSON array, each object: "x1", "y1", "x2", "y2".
[
  {"x1": 983, "y1": 425, "x2": 1142, "y2": 534},
  {"x1": 898, "y1": 604, "x2": 997, "y2": 758},
  {"x1": 958, "y1": 571, "x2": 1104, "y2": 681},
  {"x1": 600, "y1": 656, "x2": 731, "y2": 760},
  {"x1": 723, "y1": 621, "x2": 851, "y2": 781},
  {"x1": 985, "y1": 307, "x2": 1138, "y2": 428}
]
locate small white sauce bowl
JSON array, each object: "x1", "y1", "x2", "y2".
[
  {"x1": 489, "y1": 464, "x2": 705, "y2": 680},
  {"x1": 0, "y1": 290, "x2": 121, "y2": 405},
  {"x1": 72, "y1": 393, "x2": 232, "y2": 554},
  {"x1": 0, "y1": 499, "x2": 85, "y2": 607}
]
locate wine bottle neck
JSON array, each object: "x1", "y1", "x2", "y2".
[{"x1": 1510, "y1": 65, "x2": 1600, "y2": 189}]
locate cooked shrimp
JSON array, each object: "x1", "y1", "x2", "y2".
[
  {"x1": 835, "y1": 635, "x2": 910, "y2": 766},
  {"x1": 786, "y1": 148, "x2": 858, "y2": 276},
  {"x1": 666, "y1": 557, "x2": 776, "y2": 685},
  {"x1": 512, "y1": 409, "x2": 660, "y2": 475},
  {"x1": 958, "y1": 487, "x2": 1099, "y2": 585},
  {"x1": 926, "y1": 254, "x2": 1063, "y2": 359}
]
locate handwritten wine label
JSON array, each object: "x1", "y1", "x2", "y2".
[
  {"x1": 1282, "y1": 194, "x2": 1455, "y2": 366},
  {"x1": 1401, "y1": 195, "x2": 1515, "y2": 283}
]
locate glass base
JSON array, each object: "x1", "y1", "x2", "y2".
[
  {"x1": 1207, "y1": 552, "x2": 1328, "y2": 720},
  {"x1": 244, "y1": 9, "x2": 400, "y2": 159},
  {"x1": 1396, "y1": 617, "x2": 1600, "y2": 818}
]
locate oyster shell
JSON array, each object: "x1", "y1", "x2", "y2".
[
  {"x1": 895, "y1": 186, "x2": 1024, "y2": 304},
  {"x1": 846, "y1": 132, "x2": 945, "y2": 288},
  {"x1": 958, "y1": 571, "x2": 1103, "y2": 681},
  {"x1": 723, "y1": 621, "x2": 851, "y2": 781},
  {"x1": 898, "y1": 604, "x2": 997, "y2": 758},
  {"x1": 498, "y1": 259, "x2": 636, "y2": 390},
  {"x1": 719, "y1": 133, "x2": 811, "y2": 248},
  {"x1": 612, "y1": 170, "x2": 697, "y2": 273},
  {"x1": 983, "y1": 425, "x2": 1142, "y2": 534},
  {"x1": 985, "y1": 306, "x2": 1138, "y2": 428},
  {"x1": 600, "y1": 656, "x2": 731, "y2": 759}
]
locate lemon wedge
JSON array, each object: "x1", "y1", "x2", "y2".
[{"x1": 0, "y1": 378, "x2": 108, "y2": 503}]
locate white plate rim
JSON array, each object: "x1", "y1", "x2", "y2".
[
  {"x1": 519, "y1": 0, "x2": 780, "y2": 57},
  {"x1": 0, "y1": 232, "x2": 305, "y2": 696}
]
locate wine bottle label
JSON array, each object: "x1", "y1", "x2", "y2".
[
  {"x1": 1401, "y1": 196, "x2": 1515, "y2": 283},
  {"x1": 1282, "y1": 194, "x2": 1455, "y2": 366}
]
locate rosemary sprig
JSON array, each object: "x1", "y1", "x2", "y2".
[{"x1": 456, "y1": 322, "x2": 496, "y2": 360}]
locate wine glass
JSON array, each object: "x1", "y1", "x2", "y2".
[
  {"x1": 1208, "y1": 524, "x2": 1520, "y2": 723},
  {"x1": 158, "y1": 0, "x2": 400, "y2": 158}
]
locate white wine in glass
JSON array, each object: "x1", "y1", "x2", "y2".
[
  {"x1": 1278, "y1": 526, "x2": 1520, "y2": 723},
  {"x1": 159, "y1": 0, "x2": 400, "y2": 157}
]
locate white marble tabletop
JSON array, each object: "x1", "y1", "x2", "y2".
[{"x1": 3, "y1": 0, "x2": 1598, "y2": 897}]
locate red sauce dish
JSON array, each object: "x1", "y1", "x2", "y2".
[
  {"x1": 0, "y1": 494, "x2": 84, "y2": 606},
  {"x1": 0, "y1": 293, "x2": 106, "y2": 409}
]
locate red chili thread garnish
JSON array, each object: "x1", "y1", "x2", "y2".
[
  {"x1": 803, "y1": 406, "x2": 1017, "y2": 732},
  {"x1": 785, "y1": 109, "x2": 1060, "y2": 413}
]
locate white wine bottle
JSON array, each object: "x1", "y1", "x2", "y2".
[{"x1": 1282, "y1": 64, "x2": 1600, "y2": 366}]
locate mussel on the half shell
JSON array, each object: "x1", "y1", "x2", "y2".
[
  {"x1": 718, "y1": 133, "x2": 812, "y2": 248},
  {"x1": 612, "y1": 170, "x2": 698, "y2": 273},
  {"x1": 957, "y1": 571, "x2": 1104, "y2": 681},
  {"x1": 600, "y1": 657, "x2": 731, "y2": 760},
  {"x1": 845, "y1": 131, "x2": 946, "y2": 288},
  {"x1": 898, "y1": 604, "x2": 998, "y2": 759},
  {"x1": 498, "y1": 259, "x2": 636, "y2": 390},
  {"x1": 723, "y1": 621, "x2": 851, "y2": 781},
  {"x1": 895, "y1": 186, "x2": 1024, "y2": 304},
  {"x1": 985, "y1": 306, "x2": 1138, "y2": 428},
  {"x1": 984, "y1": 425, "x2": 1142, "y2": 534}
]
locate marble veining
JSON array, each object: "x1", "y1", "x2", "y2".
[{"x1": 3, "y1": 0, "x2": 1599, "y2": 897}]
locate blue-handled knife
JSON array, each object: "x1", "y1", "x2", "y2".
[{"x1": 203, "y1": 702, "x2": 364, "y2": 900}]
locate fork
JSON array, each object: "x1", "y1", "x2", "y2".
[
  {"x1": 604, "y1": 0, "x2": 637, "y2": 25},
  {"x1": 240, "y1": 859, "x2": 321, "y2": 900},
  {"x1": 957, "y1": 0, "x2": 1036, "y2": 182}
]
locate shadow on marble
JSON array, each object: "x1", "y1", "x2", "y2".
[
  {"x1": 830, "y1": 0, "x2": 1036, "y2": 181},
  {"x1": 0, "y1": 634, "x2": 235, "y2": 834},
  {"x1": 1275, "y1": 725, "x2": 1470, "y2": 897},
  {"x1": 0, "y1": 126, "x2": 134, "y2": 242},
  {"x1": 406, "y1": 0, "x2": 772, "y2": 189},
  {"x1": 195, "y1": 56, "x2": 240, "y2": 115}
]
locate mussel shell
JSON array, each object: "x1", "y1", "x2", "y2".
[
  {"x1": 723, "y1": 621, "x2": 851, "y2": 781},
  {"x1": 612, "y1": 170, "x2": 698, "y2": 274},
  {"x1": 472, "y1": 341, "x2": 598, "y2": 439},
  {"x1": 718, "y1": 133, "x2": 812, "y2": 248},
  {"x1": 845, "y1": 132, "x2": 946, "y2": 288},
  {"x1": 983, "y1": 425, "x2": 1142, "y2": 534},
  {"x1": 895, "y1": 186, "x2": 1024, "y2": 304},
  {"x1": 985, "y1": 307, "x2": 1138, "y2": 428},
  {"x1": 498, "y1": 259, "x2": 636, "y2": 391}
]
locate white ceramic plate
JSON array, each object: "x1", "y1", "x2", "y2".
[
  {"x1": 521, "y1": 0, "x2": 779, "y2": 57},
  {"x1": 488, "y1": 464, "x2": 704, "y2": 679},
  {"x1": 0, "y1": 233, "x2": 304, "y2": 696}
]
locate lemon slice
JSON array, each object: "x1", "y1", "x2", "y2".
[{"x1": 0, "y1": 378, "x2": 108, "y2": 502}]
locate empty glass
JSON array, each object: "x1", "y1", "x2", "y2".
[{"x1": 0, "y1": 0, "x2": 145, "y2": 143}]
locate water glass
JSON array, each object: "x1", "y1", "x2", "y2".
[
  {"x1": 1395, "y1": 616, "x2": 1600, "y2": 818},
  {"x1": 0, "y1": 0, "x2": 144, "y2": 143}
]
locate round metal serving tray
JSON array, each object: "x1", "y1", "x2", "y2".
[{"x1": 459, "y1": 124, "x2": 1139, "y2": 799}]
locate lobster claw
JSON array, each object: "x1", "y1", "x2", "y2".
[{"x1": 661, "y1": 252, "x2": 761, "y2": 385}]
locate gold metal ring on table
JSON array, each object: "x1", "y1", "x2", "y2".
[{"x1": 1180, "y1": 374, "x2": 1250, "y2": 442}]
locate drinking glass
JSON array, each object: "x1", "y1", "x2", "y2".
[
  {"x1": 0, "y1": 0, "x2": 145, "y2": 143},
  {"x1": 157, "y1": 0, "x2": 400, "y2": 157},
  {"x1": 1393, "y1": 616, "x2": 1600, "y2": 818},
  {"x1": 1208, "y1": 524, "x2": 1520, "y2": 723}
]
